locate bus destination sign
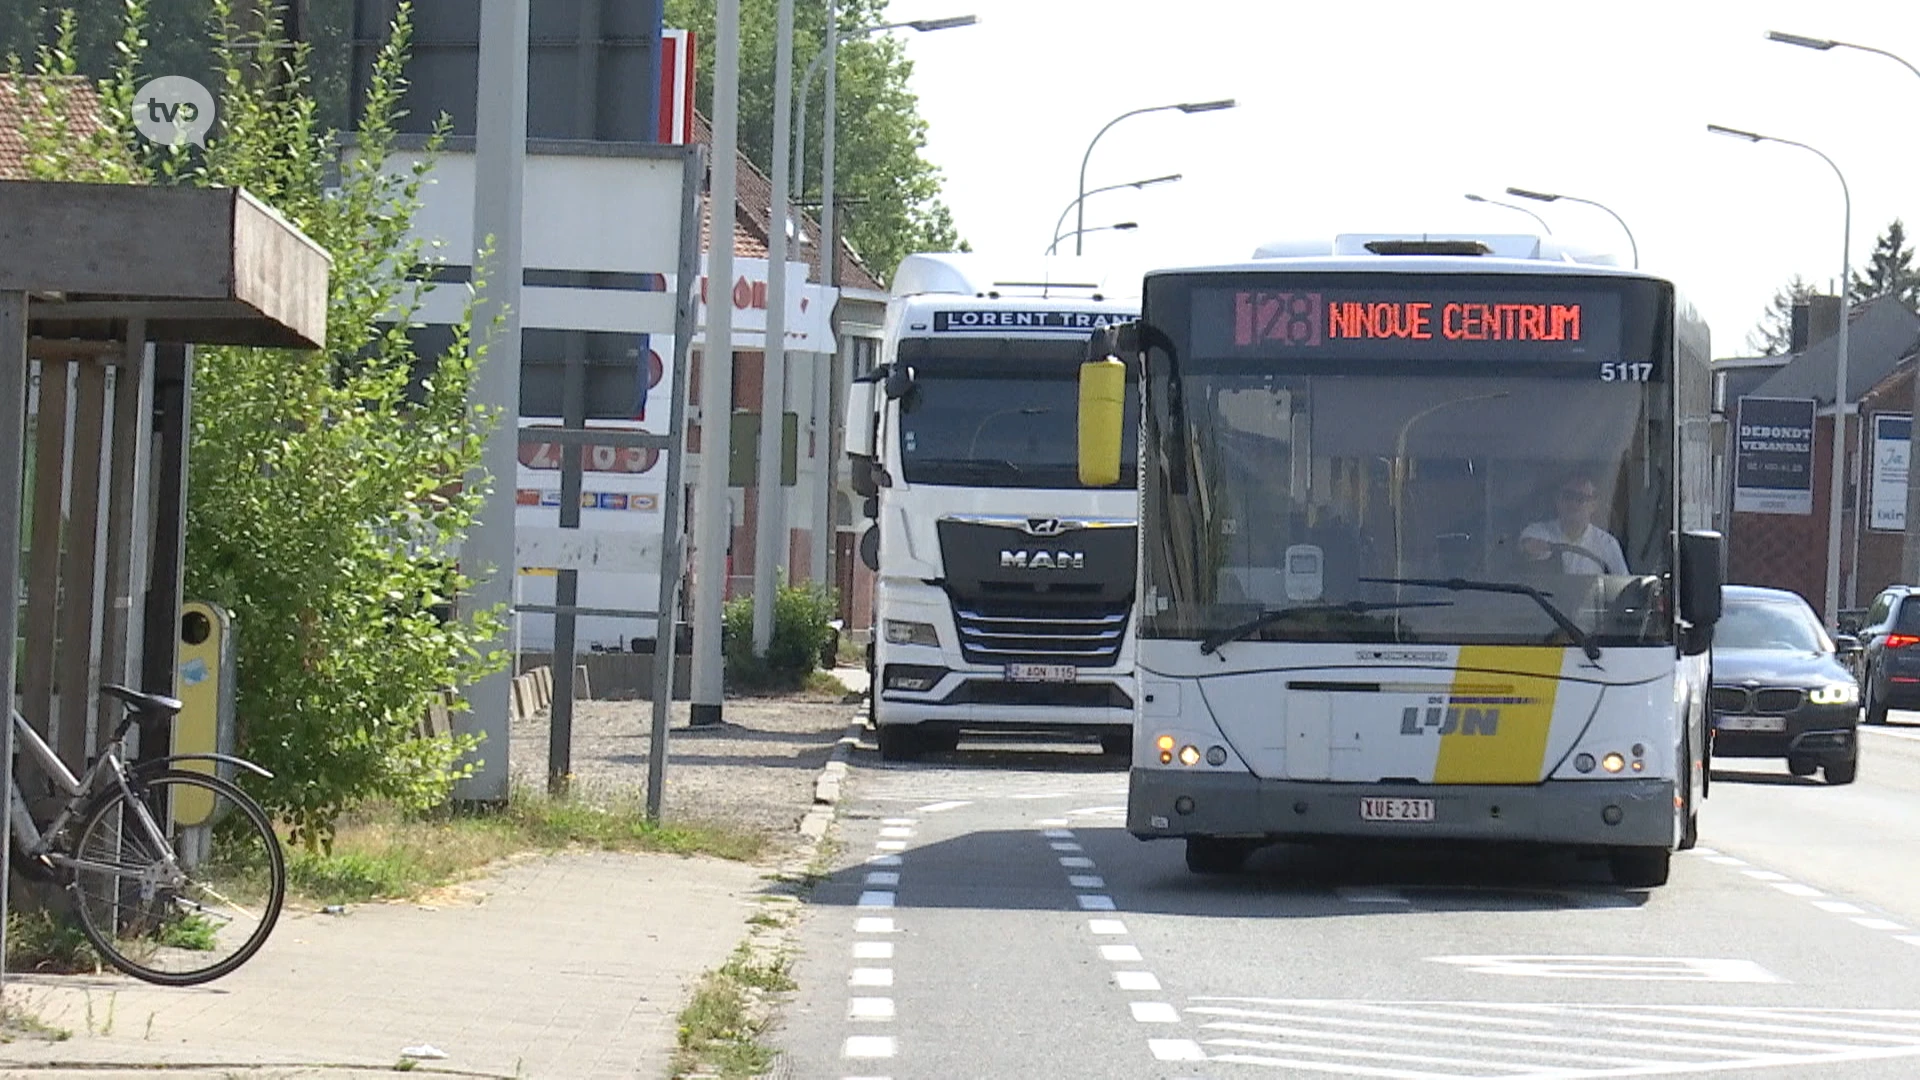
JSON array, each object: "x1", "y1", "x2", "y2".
[{"x1": 1188, "y1": 287, "x2": 1624, "y2": 362}]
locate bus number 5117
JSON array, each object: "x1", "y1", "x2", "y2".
[{"x1": 1599, "y1": 362, "x2": 1654, "y2": 382}]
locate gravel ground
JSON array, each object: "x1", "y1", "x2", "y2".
[{"x1": 507, "y1": 686, "x2": 862, "y2": 859}]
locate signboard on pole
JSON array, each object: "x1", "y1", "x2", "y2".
[
  {"x1": 1871, "y1": 413, "x2": 1911, "y2": 532},
  {"x1": 1733, "y1": 396, "x2": 1816, "y2": 515}
]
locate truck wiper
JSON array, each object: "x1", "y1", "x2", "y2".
[
  {"x1": 1358, "y1": 576, "x2": 1602, "y2": 662},
  {"x1": 1198, "y1": 600, "x2": 1454, "y2": 656}
]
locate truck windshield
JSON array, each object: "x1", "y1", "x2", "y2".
[
  {"x1": 896, "y1": 339, "x2": 1138, "y2": 489},
  {"x1": 1137, "y1": 272, "x2": 1675, "y2": 649}
]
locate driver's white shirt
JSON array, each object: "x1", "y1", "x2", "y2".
[{"x1": 1520, "y1": 520, "x2": 1628, "y2": 574}]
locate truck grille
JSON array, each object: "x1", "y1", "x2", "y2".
[{"x1": 951, "y1": 600, "x2": 1130, "y2": 667}]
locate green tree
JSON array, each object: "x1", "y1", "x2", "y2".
[
  {"x1": 1747, "y1": 274, "x2": 1820, "y2": 356},
  {"x1": 664, "y1": 0, "x2": 963, "y2": 282},
  {"x1": 1850, "y1": 218, "x2": 1920, "y2": 314},
  {"x1": 12, "y1": 1, "x2": 505, "y2": 851}
]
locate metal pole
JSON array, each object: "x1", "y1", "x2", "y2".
[
  {"x1": 812, "y1": 0, "x2": 842, "y2": 592},
  {"x1": 690, "y1": 0, "x2": 741, "y2": 727},
  {"x1": 0, "y1": 291, "x2": 31, "y2": 993},
  {"x1": 455, "y1": 0, "x2": 529, "y2": 801},
  {"x1": 1559, "y1": 194, "x2": 1637, "y2": 269},
  {"x1": 647, "y1": 146, "x2": 706, "y2": 820},
  {"x1": 548, "y1": 332, "x2": 587, "y2": 794},
  {"x1": 753, "y1": 0, "x2": 795, "y2": 656},
  {"x1": 1075, "y1": 106, "x2": 1173, "y2": 256}
]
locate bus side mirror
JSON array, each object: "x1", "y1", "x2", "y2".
[
  {"x1": 844, "y1": 375, "x2": 878, "y2": 458},
  {"x1": 1678, "y1": 530, "x2": 1724, "y2": 655},
  {"x1": 884, "y1": 363, "x2": 915, "y2": 401},
  {"x1": 1078, "y1": 357, "x2": 1127, "y2": 487}
]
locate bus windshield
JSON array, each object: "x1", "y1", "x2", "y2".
[
  {"x1": 896, "y1": 338, "x2": 1139, "y2": 489},
  {"x1": 1138, "y1": 272, "x2": 1674, "y2": 649}
]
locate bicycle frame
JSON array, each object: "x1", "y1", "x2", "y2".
[{"x1": 8, "y1": 709, "x2": 182, "y2": 883}]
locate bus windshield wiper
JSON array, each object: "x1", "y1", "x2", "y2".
[
  {"x1": 1359, "y1": 576, "x2": 1602, "y2": 662},
  {"x1": 1198, "y1": 600, "x2": 1455, "y2": 656}
]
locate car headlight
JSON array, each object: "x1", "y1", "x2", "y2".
[
  {"x1": 884, "y1": 619, "x2": 940, "y2": 647},
  {"x1": 1809, "y1": 682, "x2": 1858, "y2": 705}
]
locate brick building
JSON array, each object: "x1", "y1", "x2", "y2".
[{"x1": 1719, "y1": 295, "x2": 1920, "y2": 621}]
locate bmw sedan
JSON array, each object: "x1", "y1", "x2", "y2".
[{"x1": 1710, "y1": 585, "x2": 1860, "y2": 786}]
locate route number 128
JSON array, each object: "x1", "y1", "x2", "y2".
[{"x1": 1599, "y1": 362, "x2": 1654, "y2": 382}]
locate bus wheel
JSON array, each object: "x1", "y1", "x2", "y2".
[
  {"x1": 1608, "y1": 847, "x2": 1671, "y2": 888},
  {"x1": 1185, "y1": 838, "x2": 1254, "y2": 875},
  {"x1": 877, "y1": 725, "x2": 922, "y2": 762}
]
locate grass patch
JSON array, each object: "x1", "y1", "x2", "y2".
[
  {"x1": 0, "y1": 990, "x2": 70, "y2": 1043},
  {"x1": 285, "y1": 786, "x2": 771, "y2": 906},
  {"x1": 4, "y1": 908, "x2": 100, "y2": 977},
  {"x1": 671, "y1": 945, "x2": 792, "y2": 1079}
]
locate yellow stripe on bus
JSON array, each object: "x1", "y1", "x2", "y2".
[{"x1": 1433, "y1": 646, "x2": 1565, "y2": 784}]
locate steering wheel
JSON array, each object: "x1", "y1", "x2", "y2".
[{"x1": 1534, "y1": 540, "x2": 1611, "y2": 574}]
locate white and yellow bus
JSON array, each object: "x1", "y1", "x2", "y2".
[{"x1": 1077, "y1": 233, "x2": 1723, "y2": 887}]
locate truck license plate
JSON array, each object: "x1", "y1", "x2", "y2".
[
  {"x1": 1360, "y1": 797, "x2": 1435, "y2": 822},
  {"x1": 1006, "y1": 663, "x2": 1077, "y2": 683}
]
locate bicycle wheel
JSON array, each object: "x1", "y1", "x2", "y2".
[{"x1": 67, "y1": 770, "x2": 285, "y2": 986}]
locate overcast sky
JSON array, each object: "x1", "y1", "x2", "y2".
[{"x1": 879, "y1": 0, "x2": 1920, "y2": 357}]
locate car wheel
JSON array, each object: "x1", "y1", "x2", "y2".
[
  {"x1": 877, "y1": 724, "x2": 922, "y2": 762},
  {"x1": 1608, "y1": 847, "x2": 1671, "y2": 888},
  {"x1": 1185, "y1": 837, "x2": 1256, "y2": 875},
  {"x1": 1786, "y1": 757, "x2": 1818, "y2": 777},
  {"x1": 1824, "y1": 755, "x2": 1858, "y2": 786},
  {"x1": 1864, "y1": 669, "x2": 1889, "y2": 726}
]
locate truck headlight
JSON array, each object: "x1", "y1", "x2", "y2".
[
  {"x1": 884, "y1": 620, "x2": 940, "y2": 647},
  {"x1": 1809, "y1": 682, "x2": 1858, "y2": 705}
]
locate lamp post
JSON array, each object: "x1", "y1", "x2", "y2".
[
  {"x1": 1048, "y1": 175, "x2": 1180, "y2": 254},
  {"x1": 1464, "y1": 193, "x2": 1553, "y2": 234},
  {"x1": 1505, "y1": 187, "x2": 1638, "y2": 268},
  {"x1": 792, "y1": 15, "x2": 975, "y2": 217},
  {"x1": 1768, "y1": 31, "x2": 1920, "y2": 589},
  {"x1": 750, "y1": 0, "x2": 798, "y2": 656},
  {"x1": 1048, "y1": 221, "x2": 1138, "y2": 255},
  {"x1": 1708, "y1": 122, "x2": 1852, "y2": 628},
  {"x1": 1075, "y1": 99, "x2": 1234, "y2": 255}
]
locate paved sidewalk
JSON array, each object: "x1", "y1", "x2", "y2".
[{"x1": 0, "y1": 674, "x2": 870, "y2": 1079}]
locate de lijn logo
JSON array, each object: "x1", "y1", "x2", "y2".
[{"x1": 131, "y1": 76, "x2": 215, "y2": 147}]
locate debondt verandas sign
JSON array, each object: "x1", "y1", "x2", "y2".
[{"x1": 1733, "y1": 396, "x2": 1816, "y2": 516}]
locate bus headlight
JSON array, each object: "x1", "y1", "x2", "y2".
[
  {"x1": 1809, "y1": 683, "x2": 1858, "y2": 706},
  {"x1": 1601, "y1": 752, "x2": 1626, "y2": 774},
  {"x1": 884, "y1": 620, "x2": 940, "y2": 647},
  {"x1": 1178, "y1": 745, "x2": 1202, "y2": 766}
]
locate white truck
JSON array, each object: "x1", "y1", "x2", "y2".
[{"x1": 845, "y1": 253, "x2": 1140, "y2": 760}]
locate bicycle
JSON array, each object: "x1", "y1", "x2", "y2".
[{"x1": 6, "y1": 683, "x2": 286, "y2": 986}]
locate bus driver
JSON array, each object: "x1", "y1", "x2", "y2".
[{"x1": 1519, "y1": 473, "x2": 1628, "y2": 575}]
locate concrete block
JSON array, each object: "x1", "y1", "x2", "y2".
[{"x1": 573, "y1": 664, "x2": 591, "y2": 700}]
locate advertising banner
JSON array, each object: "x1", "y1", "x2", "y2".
[
  {"x1": 1871, "y1": 413, "x2": 1911, "y2": 532},
  {"x1": 1733, "y1": 396, "x2": 1816, "y2": 515}
]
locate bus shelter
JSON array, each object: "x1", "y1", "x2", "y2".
[{"x1": 0, "y1": 179, "x2": 329, "y2": 780}]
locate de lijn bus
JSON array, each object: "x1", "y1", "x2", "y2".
[
  {"x1": 846, "y1": 253, "x2": 1139, "y2": 761},
  {"x1": 1075, "y1": 233, "x2": 1725, "y2": 887}
]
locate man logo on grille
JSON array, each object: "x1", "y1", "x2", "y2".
[{"x1": 1023, "y1": 518, "x2": 1068, "y2": 536}]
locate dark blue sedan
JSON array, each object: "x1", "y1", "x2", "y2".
[{"x1": 1710, "y1": 585, "x2": 1861, "y2": 785}]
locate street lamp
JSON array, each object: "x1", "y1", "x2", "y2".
[
  {"x1": 1708, "y1": 122, "x2": 1852, "y2": 627},
  {"x1": 1075, "y1": 99, "x2": 1235, "y2": 255},
  {"x1": 1767, "y1": 31, "x2": 1920, "y2": 591},
  {"x1": 1048, "y1": 174, "x2": 1181, "y2": 254},
  {"x1": 1047, "y1": 221, "x2": 1138, "y2": 255},
  {"x1": 792, "y1": 14, "x2": 976, "y2": 218},
  {"x1": 1464, "y1": 193, "x2": 1553, "y2": 234},
  {"x1": 1504, "y1": 187, "x2": 1638, "y2": 268}
]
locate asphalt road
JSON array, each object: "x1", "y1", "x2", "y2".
[{"x1": 769, "y1": 722, "x2": 1920, "y2": 1080}]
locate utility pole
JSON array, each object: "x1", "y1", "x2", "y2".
[
  {"x1": 690, "y1": 0, "x2": 741, "y2": 727},
  {"x1": 454, "y1": 0, "x2": 528, "y2": 801},
  {"x1": 753, "y1": 0, "x2": 795, "y2": 655}
]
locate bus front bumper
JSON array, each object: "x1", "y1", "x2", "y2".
[{"x1": 1128, "y1": 771, "x2": 1674, "y2": 849}]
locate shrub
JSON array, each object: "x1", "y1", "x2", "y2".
[{"x1": 722, "y1": 581, "x2": 838, "y2": 692}]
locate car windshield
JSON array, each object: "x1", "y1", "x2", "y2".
[{"x1": 1716, "y1": 597, "x2": 1831, "y2": 654}]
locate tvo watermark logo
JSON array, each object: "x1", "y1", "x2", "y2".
[{"x1": 131, "y1": 76, "x2": 215, "y2": 147}]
